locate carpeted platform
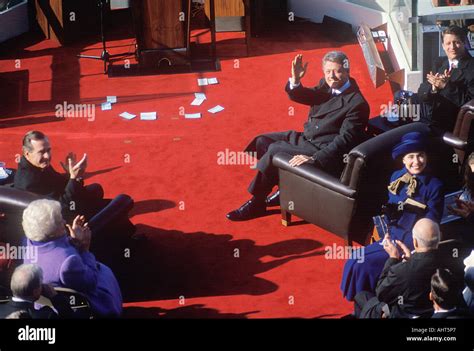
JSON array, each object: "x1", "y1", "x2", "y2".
[{"x1": 0, "y1": 16, "x2": 394, "y2": 318}]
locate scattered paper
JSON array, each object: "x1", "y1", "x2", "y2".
[
  {"x1": 208, "y1": 105, "x2": 224, "y2": 114},
  {"x1": 195, "y1": 93, "x2": 207, "y2": 100},
  {"x1": 119, "y1": 112, "x2": 136, "y2": 120},
  {"x1": 107, "y1": 96, "x2": 117, "y2": 103},
  {"x1": 101, "y1": 102, "x2": 112, "y2": 111},
  {"x1": 198, "y1": 78, "x2": 218, "y2": 86},
  {"x1": 140, "y1": 112, "x2": 157, "y2": 120},
  {"x1": 191, "y1": 98, "x2": 205, "y2": 106},
  {"x1": 185, "y1": 113, "x2": 202, "y2": 119}
]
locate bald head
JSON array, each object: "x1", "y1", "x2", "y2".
[
  {"x1": 10, "y1": 264, "x2": 43, "y2": 301},
  {"x1": 412, "y1": 218, "x2": 440, "y2": 250}
]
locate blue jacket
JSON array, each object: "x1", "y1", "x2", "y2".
[
  {"x1": 386, "y1": 168, "x2": 444, "y2": 243},
  {"x1": 24, "y1": 235, "x2": 123, "y2": 317}
]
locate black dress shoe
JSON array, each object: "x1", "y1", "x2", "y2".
[
  {"x1": 226, "y1": 198, "x2": 266, "y2": 221},
  {"x1": 265, "y1": 190, "x2": 280, "y2": 207}
]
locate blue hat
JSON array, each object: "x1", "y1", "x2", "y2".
[{"x1": 391, "y1": 132, "x2": 428, "y2": 160}]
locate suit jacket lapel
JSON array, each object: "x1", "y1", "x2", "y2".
[
  {"x1": 439, "y1": 58, "x2": 449, "y2": 74},
  {"x1": 314, "y1": 83, "x2": 358, "y2": 117},
  {"x1": 449, "y1": 56, "x2": 470, "y2": 82},
  {"x1": 314, "y1": 97, "x2": 343, "y2": 117}
]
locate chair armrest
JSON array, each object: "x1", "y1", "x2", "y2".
[
  {"x1": 452, "y1": 99, "x2": 474, "y2": 141},
  {"x1": 443, "y1": 132, "x2": 469, "y2": 150},
  {"x1": 273, "y1": 153, "x2": 356, "y2": 198},
  {"x1": 0, "y1": 186, "x2": 41, "y2": 210}
]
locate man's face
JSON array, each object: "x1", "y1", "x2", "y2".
[
  {"x1": 403, "y1": 151, "x2": 427, "y2": 175},
  {"x1": 323, "y1": 61, "x2": 349, "y2": 90},
  {"x1": 24, "y1": 139, "x2": 51, "y2": 169},
  {"x1": 442, "y1": 33, "x2": 466, "y2": 61}
]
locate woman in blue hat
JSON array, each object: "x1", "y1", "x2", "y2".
[{"x1": 341, "y1": 132, "x2": 445, "y2": 301}]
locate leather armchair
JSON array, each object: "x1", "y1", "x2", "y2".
[
  {"x1": 273, "y1": 122, "x2": 434, "y2": 246},
  {"x1": 273, "y1": 99, "x2": 474, "y2": 246},
  {"x1": 0, "y1": 185, "x2": 134, "y2": 288},
  {"x1": 444, "y1": 99, "x2": 474, "y2": 162}
]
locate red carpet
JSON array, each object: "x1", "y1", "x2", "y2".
[{"x1": 0, "y1": 19, "x2": 394, "y2": 318}]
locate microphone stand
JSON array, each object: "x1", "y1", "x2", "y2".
[{"x1": 78, "y1": 0, "x2": 110, "y2": 74}]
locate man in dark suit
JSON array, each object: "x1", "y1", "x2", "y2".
[
  {"x1": 0, "y1": 264, "x2": 74, "y2": 319},
  {"x1": 418, "y1": 25, "x2": 474, "y2": 135},
  {"x1": 14, "y1": 130, "x2": 101, "y2": 220},
  {"x1": 430, "y1": 268, "x2": 468, "y2": 318},
  {"x1": 354, "y1": 218, "x2": 443, "y2": 318},
  {"x1": 13, "y1": 130, "x2": 134, "y2": 237},
  {"x1": 227, "y1": 51, "x2": 370, "y2": 221}
]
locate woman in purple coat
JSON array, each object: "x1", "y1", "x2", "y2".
[
  {"x1": 341, "y1": 132, "x2": 445, "y2": 301},
  {"x1": 22, "y1": 199, "x2": 123, "y2": 317}
]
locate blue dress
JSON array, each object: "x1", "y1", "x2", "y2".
[{"x1": 340, "y1": 168, "x2": 444, "y2": 301}]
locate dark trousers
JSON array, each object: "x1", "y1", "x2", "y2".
[
  {"x1": 354, "y1": 291, "x2": 385, "y2": 319},
  {"x1": 244, "y1": 131, "x2": 320, "y2": 197},
  {"x1": 66, "y1": 183, "x2": 134, "y2": 238}
]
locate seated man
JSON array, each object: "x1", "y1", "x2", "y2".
[
  {"x1": 430, "y1": 268, "x2": 467, "y2": 318},
  {"x1": 418, "y1": 25, "x2": 474, "y2": 135},
  {"x1": 354, "y1": 218, "x2": 443, "y2": 318},
  {"x1": 15, "y1": 130, "x2": 101, "y2": 217},
  {"x1": 0, "y1": 263, "x2": 74, "y2": 319},
  {"x1": 227, "y1": 51, "x2": 370, "y2": 221},
  {"x1": 14, "y1": 130, "x2": 133, "y2": 235},
  {"x1": 22, "y1": 199, "x2": 123, "y2": 318}
]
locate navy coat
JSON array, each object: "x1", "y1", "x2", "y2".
[{"x1": 340, "y1": 168, "x2": 444, "y2": 301}]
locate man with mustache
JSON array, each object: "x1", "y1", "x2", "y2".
[
  {"x1": 13, "y1": 131, "x2": 134, "y2": 236},
  {"x1": 227, "y1": 51, "x2": 370, "y2": 221}
]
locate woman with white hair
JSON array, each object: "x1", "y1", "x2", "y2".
[{"x1": 22, "y1": 199, "x2": 123, "y2": 318}]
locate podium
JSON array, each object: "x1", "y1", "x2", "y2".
[
  {"x1": 35, "y1": 0, "x2": 99, "y2": 45},
  {"x1": 131, "y1": 0, "x2": 191, "y2": 69}
]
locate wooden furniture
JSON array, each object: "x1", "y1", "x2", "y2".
[
  {"x1": 35, "y1": 0, "x2": 99, "y2": 44},
  {"x1": 204, "y1": 0, "x2": 251, "y2": 56},
  {"x1": 131, "y1": 0, "x2": 191, "y2": 69}
]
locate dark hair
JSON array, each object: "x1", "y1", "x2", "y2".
[
  {"x1": 430, "y1": 268, "x2": 460, "y2": 310},
  {"x1": 22, "y1": 131, "x2": 48, "y2": 152},
  {"x1": 322, "y1": 51, "x2": 350, "y2": 73},
  {"x1": 442, "y1": 25, "x2": 467, "y2": 43}
]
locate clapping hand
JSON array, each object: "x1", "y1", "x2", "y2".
[
  {"x1": 291, "y1": 54, "x2": 309, "y2": 86},
  {"x1": 382, "y1": 234, "x2": 400, "y2": 259},
  {"x1": 60, "y1": 152, "x2": 87, "y2": 180},
  {"x1": 66, "y1": 215, "x2": 91, "y2": 252},
  {"x1": 449, "y1": 199, "x2": 474, "y2": 219},
  {"x1": 427, "y1": 69, "x2": 451, "y2": 92},
  {"x1": 382, "y1": 234, "x2": 411, "y2": 260},
  {"x1": 395, "y1": 240, "x2": 411, "y2": 261}
]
